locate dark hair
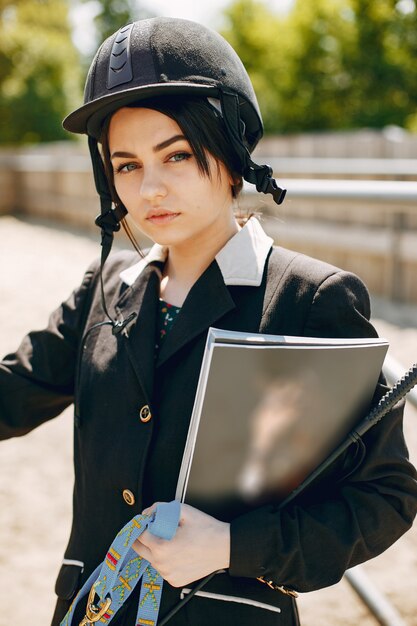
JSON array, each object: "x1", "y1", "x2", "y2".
[{"x1": 100, "y1": 95, "x2": 244, "y2": 209}]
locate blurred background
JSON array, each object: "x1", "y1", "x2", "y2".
[
  {"x1": 1, "y1": 0, "x2": 417, "y2": 302},
  {"x1": 0, "y1": 1, "x2": 417, "y2": 625}
]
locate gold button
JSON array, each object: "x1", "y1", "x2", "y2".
[
  {"x1": 122, "y1": 489, "x2": 135, "y2": 506},
  {"x1": 139, "y1": 404, "x2": 152, "y2": 422}
]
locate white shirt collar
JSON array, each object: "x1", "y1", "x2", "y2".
[{"x1": 119, "y1": 217, "x2": 273, "y2": 288}]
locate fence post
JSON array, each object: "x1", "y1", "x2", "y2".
[{"x1": 390, "y1": 211, "x2": 406, "y2": 302}]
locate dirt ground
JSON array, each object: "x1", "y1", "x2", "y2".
[{"x1": 0, "y1": 215, "x2": 416, "y2": 626}]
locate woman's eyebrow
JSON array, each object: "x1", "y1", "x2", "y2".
[
  {"x1": 154, "y1": 134, "x2": 186, "y2": 152},
  {"x1": 111, "y1": 151, "x2": 136, "y2": 159},
  {"x1": 111, "y1": 135, "x2": 187, "y2": 160}
]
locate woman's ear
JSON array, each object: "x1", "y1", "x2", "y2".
[{"x1": 231, "y1": 175, "x2": 243, "y2": 198}]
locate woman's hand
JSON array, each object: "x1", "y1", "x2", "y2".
[{"x1": 133, "y1": 502, "x2": 230, "y2": 588}]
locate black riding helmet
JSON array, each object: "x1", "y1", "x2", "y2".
[
  {"x1": 64, "y1": 18, "x2": 262, "y2": 145},
  {"x1": 63, "y1": 17, "x2": 286, "y2": 332},
  {"x1": 64, "y1": 17, "x2": 286, "y2": 211}
]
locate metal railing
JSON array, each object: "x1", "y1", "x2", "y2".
[
  {"x1": 260, "y1": 156, "x2": 417, "y2": 178},
  {"x1": 243, "y1": 178, "x2": 417, "y2": 304},
  {"x1": 1, "y1": 156, "x2": 417, "y2": 304},
  {"x1": 3, "y1": 153, "x2": 417, "y2": 206},
  {"x1": 244, "y1": 177, "x2": 417, "y2": 204}
]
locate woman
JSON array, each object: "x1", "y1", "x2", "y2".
[{"x1": 1, "y1": 17, "x2": 416, "y2": 626}]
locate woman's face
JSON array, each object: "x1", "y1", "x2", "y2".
[{"x1": 108, "y1": 106, "x2": 236, "y2": 251}]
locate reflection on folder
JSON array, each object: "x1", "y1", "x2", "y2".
[{"x1": 175, "y1": 328, "x2": 388, "y2": 521}]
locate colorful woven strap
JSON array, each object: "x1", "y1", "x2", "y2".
[{"x1": 61, "y1": 500, "x2": 181, "y2": 626}]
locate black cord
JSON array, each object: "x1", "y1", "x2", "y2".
[{"x1": 158, "y1": 572, "x2": 218, "y2": 626}]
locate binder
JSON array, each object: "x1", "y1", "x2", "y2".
[{"x1": 175, "y1": 328, "x2": 388, "y2": 520}]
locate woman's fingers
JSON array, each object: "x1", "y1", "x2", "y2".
[
  {"x1": 141, "y1": 504, "x2": 157, "y2": 516},
  {"x1": 132, "y1": 537, "x2": 153, "y2": 562},
  {"x1": 132, "y1": 502, "x2": 230, "y2": 587}
]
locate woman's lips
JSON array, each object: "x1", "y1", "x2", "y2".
[{"x1": 146, "y1": 211, "x2": 180, "y2": 225}]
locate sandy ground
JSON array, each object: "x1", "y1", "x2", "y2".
[{"x1": 0, "y1": 214, "x2": 416, "y2": 626}]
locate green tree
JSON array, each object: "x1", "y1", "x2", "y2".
[
  {"x1": 292, "y1": 0, "x2": 417, "y2": 131},
  {"x1": 222, "y1": 0, "x2": 417, "y2": 133},
  {"x1": 0, "y1": 0, "x2": 82, "y2": 144},
  {"x1": 277, "y1": 0, "x2": 353, "y2": 132},
  {"x1": 395, "y1": 1, "x2": 417, "y2": 130},
  {"x1": 221, "y1": 0, "x2": 288, "y2": 134},
  {"x1": 222, "y1": 0, "x2": 354, "y2": 133},
  {"x1": 345, "y1": 0, "x2": 412, "y2": 128}
]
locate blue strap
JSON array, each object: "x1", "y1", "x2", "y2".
[{"x1": 61, "y1": 500, "x2": 181, "y2": 626}]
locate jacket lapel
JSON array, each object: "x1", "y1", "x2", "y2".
[
  {"x1": 114, "y1": 263, "x2": 161, "y2": 403},
  {"x1": 156, "y1": 261, "x2": 236, "y2": 368},
  {"x1": 115, "y1": 220, "x2": 273, "y2": 375}
]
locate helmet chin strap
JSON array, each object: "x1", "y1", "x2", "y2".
[
  {"x1": 88, "y1": 137, "x2": 136, "y2": 334},
  {"x1": 219, "y1": 90, "x2": 287, "y2": 205}
]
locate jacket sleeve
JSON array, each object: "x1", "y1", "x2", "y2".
[
  {"x1": 229, "y1": 270, "x2": 417, "y2": 592},
  {"x1": 0, "y1": 264, "x2": 98, "y2": 440}
]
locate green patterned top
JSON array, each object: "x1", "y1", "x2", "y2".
[{"x1": 155, "y1": 298, "x2": 181, "y2": 353}]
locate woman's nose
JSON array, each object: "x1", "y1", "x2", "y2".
[{"x1": 139, "y1": 166, "x2": 167, "y2": 202}]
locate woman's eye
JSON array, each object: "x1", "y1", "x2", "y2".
[
  {"x1": 168, "y1": 152, "x2": 192, "y2": 163},
  {"x1": 115, "y1": 162, "x2": 137, "y2": 174}
]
